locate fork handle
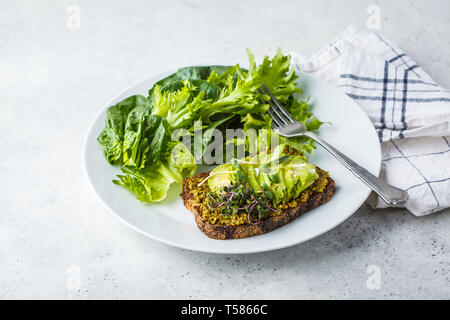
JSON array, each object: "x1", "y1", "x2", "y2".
[{"x1": 303, "y1": 132, "x2": 408, "y2": 205}]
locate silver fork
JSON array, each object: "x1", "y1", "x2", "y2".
[{"x1": 260, "y1": 84, "x2": 408, "y2": 205}]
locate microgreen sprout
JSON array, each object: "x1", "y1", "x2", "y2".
[{"x1": 207, "y1": 182, "x2": 276, "y2": 225}]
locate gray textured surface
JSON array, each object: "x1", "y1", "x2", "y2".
[{"x1": 1, "y1": 0, "x2": 449, "y2": 299}]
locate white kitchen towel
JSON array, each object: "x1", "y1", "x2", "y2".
[{"x1": 290, "y1": 26, "x2": 450, "y2": 216}]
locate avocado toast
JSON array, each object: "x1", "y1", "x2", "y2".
[{"x1": 182, "y1": 145, "x2": 336, "y2": 239}]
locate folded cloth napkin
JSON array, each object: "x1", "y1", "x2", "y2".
[{"x1": 290, "y1": 26, "x2": 450, "y2": 216}]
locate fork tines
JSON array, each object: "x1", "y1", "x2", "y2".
[{"x1": 259, "y1": 83, "x2": 295, "y2": 128}]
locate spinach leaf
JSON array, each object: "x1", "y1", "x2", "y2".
[
  {"x1": 123, "y1": 109, "x2": 172, "y2": 170},
  {"x1": 157, "y1": 65, "x2": 234, "y2": 84},
  {"x1": 97, "y1": 95, "x2": 147, "y2": 165},
  {"x1": 149, "y1": 66, "x2": 236, "y2": 101},
  {"x1": 159, "y1": 79, "x2": 221, "y2": 101}
]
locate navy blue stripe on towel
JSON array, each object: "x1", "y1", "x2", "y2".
[
  {"x1": 379, "y1": 61, "x2": 389, "y2": 140},
  {"x1": 344, "y1": 94, "x2": 450, "y2": 103},
  {"x1": 340, "y1": 74, "x2": 438, "y2": 86}
]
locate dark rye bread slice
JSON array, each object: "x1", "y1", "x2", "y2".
[{"x1": 182, "y1": 169, "x2": 336, "y2": 240}]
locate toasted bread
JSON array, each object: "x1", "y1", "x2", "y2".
[{"x1": 182, "y1": 168, "x2": 336, "y2": 240}]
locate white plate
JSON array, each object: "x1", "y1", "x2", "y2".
[{"x1": 84, "y1": 67, "x2": 381, "y2": 254}]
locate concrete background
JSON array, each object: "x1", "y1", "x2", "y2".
[{"x1": 0, "y1": 0, "x2": 449, "y2": 299}]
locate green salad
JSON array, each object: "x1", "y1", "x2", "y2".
[{"x1": 97, "y1": 49, "x2": 323, "y2": 203}]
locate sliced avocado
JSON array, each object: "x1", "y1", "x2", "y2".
[
  {"x1": 208, "y1": 164, "x2": 237, "y2": 194},
  {"x1": 207, "y1": 144, "x2": 319, "y2": 203},
  {"x1": 282, "y1": 157, "x2": 318, "y2": 200},
  {"x1": 258, "y1": 164, "x2": 288, "y2": 205},
  {"x1": 246, "y1": 166, "x2": 262, "y2": 191}
]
